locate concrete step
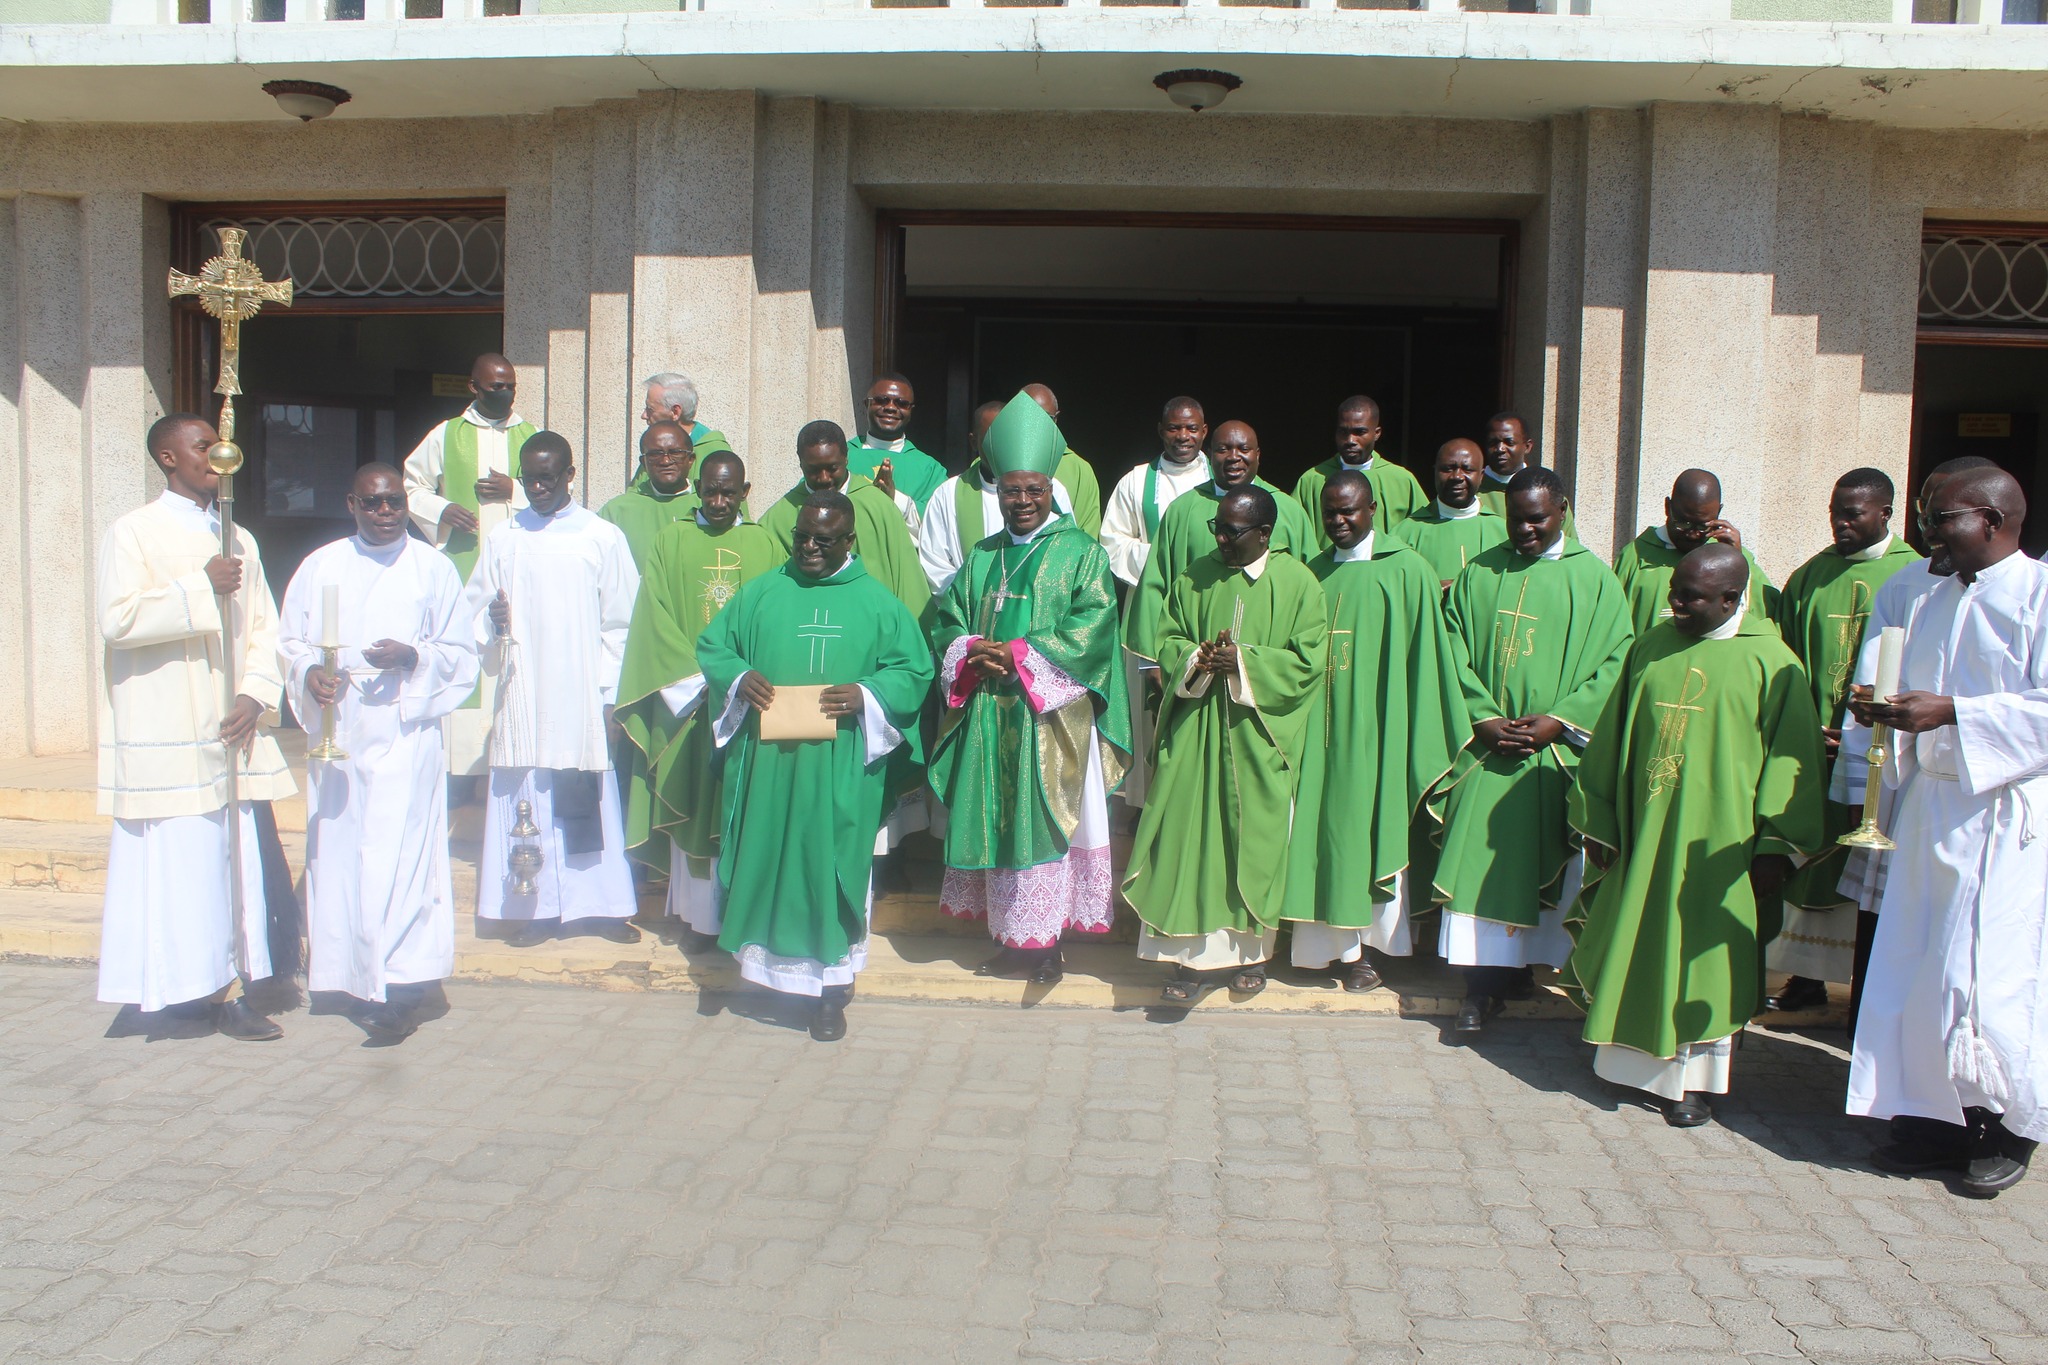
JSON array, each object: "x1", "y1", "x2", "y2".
[{"x1": 0, "y1": 786, "x2": 308, "y2": 833}]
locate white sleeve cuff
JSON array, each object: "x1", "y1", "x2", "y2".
[
  {"x1": 712, "y1": 675, "x2": 752, "y2": 749},
  {"x1": 660, "y1": 673, "x2": 707, "y2": 720},
  {"x1": 1175, "y1": 652, "x2": 1212, "y2": 699},
  {"x1": 856, "y1": 684, "x2": 906, "y2": 765}
]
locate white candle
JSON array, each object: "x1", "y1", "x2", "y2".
[
  {"x1": 320, "y1": 583, "x2": 340, "y2": 649},
  {"x1": 1872, "y1": 625, "x2": 1904, "y2": 705}
]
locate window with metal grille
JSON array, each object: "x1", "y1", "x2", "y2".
[
  {"x1": 179, "y1": 209, "x2": 506, "y2": 307},
  {"x1": 1921, "y1": 226, "x2": 2048, "y2": 334}
]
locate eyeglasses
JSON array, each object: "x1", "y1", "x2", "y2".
[
  {"x1": 351, "y1": 494, "x2": 405, "y2": 512},
  {"x1": 1667, "y1": 519, "x2": 1712, "y2": 535},
  {"x1": 1208, "y1": 519, "x2": 1264, "y2": 541},
  {"x1": 791, "y1": 530, "x2": 852, "y2": 548},
  {"x1": 1920, "y1": 505, "x2": 1998, "y2": 530},
  {"x1": 998, "y1": 484, "x2": 1051, "y2": 501}
]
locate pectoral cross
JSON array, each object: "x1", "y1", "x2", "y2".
[
  {"x1": 1826, "y1": 579, "x2": 1874, "y2": 711},
  {"x1": 1646, "y1": 666, "x2": 1709, "y2": 797},
  {"x1": 166, "y1": 227, "x2": 294, "y2": 443},
  {"x1": 700, "y1": 547, "x2": 744, "y2": 623},
  {"x1": 1324, "y1": 593, "x2": 1353, "y2": 746},
  {"x1": 798, "y1": 609, "x2": 843, "y2": 673},
  {"x1": 1493, "y1": 579, "x2": 1538, "y2": 686}
]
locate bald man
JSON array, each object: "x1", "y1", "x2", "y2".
[
  {"x1": 1852, "y1": 467, "x2": 2048, "y2": 1196},
  {"x1": 1477, "y1": 411, "x2": 1576, "y2": 540},
  {"x1": 1291, "y1": 395, "x2": 1430, "y2": 546},
  {"x1": 1395, "y1": 439, "x2": 1507, "y2": 591},
  {"x1": 1562, "y1": 544, "x2": 1827, "y2": 1128},
  {"x1": 1100, "y1": 396, "x2": 1212, "y2": 589},
  {"x1": 1023, "y1": 383, "x2": 1104, "y2": 539},
  {"x1": 1612, "y1": 469, "x2": 1779, "y2": 638}
]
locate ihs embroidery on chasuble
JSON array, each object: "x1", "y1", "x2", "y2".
[
  {"x1": 1324, "y1": 592, "x2": 1352, "y2": 746},
  {"x1": 1646, "y1": 667, "x2": 1708, "y2": 798},
  {"x1": 700, "y1": 548, "x2": 745, "y2": 623},
  {"x1": 1492, "y1": 578, "x2": 1538, "y2": 704}
]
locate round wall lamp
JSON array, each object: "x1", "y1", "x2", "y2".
[
  {"x1": 1152, "y1": 69, "x2": 1242, "y2": 113},
  {"x1": 262, "y1": 79, "x2": 353, "y2": 122}
]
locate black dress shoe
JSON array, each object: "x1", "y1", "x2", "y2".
[
  {"x1": 1871, "y1": 1136, "x2": 1970, "y2": 1174},
  {"x1": 214, "y1": 999, "x2": 283, "y2": 1042},
  {"x1": 1962, "y1": 1154, "x2": 2032, "y2": 1197},
  {"x1": 810, "y1": 995, "x2": 848, "y2": 1043},
  {"x1": 1767, "y1": 976, "x2": 1831, "y2": 1012},
  {"x1": 358, "y1": 1002, "x2": 417, "y2": 1043},
  {"x1": 1453, "y1": 995, "x2": 1500, "y2": 1037},
  {"x1": 1665, "y1": 1093, "x2": 1714, "y2": 1127},
  {"x1": 505, "y1": 921, "x2": 555, "y2": 948},
  {"x1": 1343, "y1": 960, "x2": 1384, "y2": 994},
  {"x1": 580, "y1": 919, "x2": 642, "y2": 945}
]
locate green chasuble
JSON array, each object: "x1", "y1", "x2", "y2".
[
  {"x1": 439, "y1": 416, "x2": 538, "y2": 582},
  {"x1": 1292, "y1": 454, "x2": 1431, "y2": 547},
  {"x1": 614, "y1": 518, "x2": 782, "y2": 873},
  {"x1": 1395, "y1": 506, "x2": 1508, "y2": 589},
  {"x1": 1613, "y1": 527, "x2": 1780, "y2": 639},
  {"x1": 696, "y1": 558, "x2": 935, "y2": 967},
  {"x1": 1121, "y1": 479, "x2": 1318, "y2": 664},
  {"x1": 1282, "y1": 540, "x2": 1468, "y2": 927},
  {"x1": 1430, "y1": 541, "x2": 1636, "y2": 927},
  {"x1": 1559, "y1": 618, "x2": 1828, "y2": 1057},
  {"x1": 1056, "y1": 449, "x2": 1104, "y2": 541},
  {"x1": 759, "y1": 474, "x2": 932, "y2": 624},
  {"x1": 848, "y1": 438, "x2": 949, "y2": 512},
  {"x1": 628, "y1": 424, "x2": 735, "y2": 493},
  {"x1": 598, "y1": 484, "x2": 702, "y2": 571},
  {"x1": 929, "y1": 521, "x2": 1132, "y2": 872},
  {"x1": 1478, "y1": 477, "x2": 1579, "y2": 541},
  {"x1": 1123, "y1": 552, "x2": 1328, "y2": 937},
  {"x1": 1772, "y1": 534, "x2": 1922, "y2": 913}
]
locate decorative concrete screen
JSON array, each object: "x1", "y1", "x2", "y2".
[
  {"x1": 196, "y1": 212, "x2": 505, "y2": 301},
  {"x1": 1921, "y1": 228, "x2": 2048, "y2": 329}
]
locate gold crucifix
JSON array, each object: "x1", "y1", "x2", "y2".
[
  {"x1": 1646, "y1": 667, "x2": 1709, "y2": 797},
  {"x1": 1825, "y1": 579, "x2": 1874, "y2": 713},
  {"x1": 167, "y1": 226, "x2": 294, "y2": 444}
]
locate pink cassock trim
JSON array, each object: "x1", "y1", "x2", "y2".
[{"x1": 944, "y1": 637, "x2": 1084, "y2": 714}]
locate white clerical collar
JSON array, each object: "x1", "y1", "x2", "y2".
[
  {"x1": 1333, "y1": 532, "x2": 1376, "y2": 563},
  {"x1": 1535, "y1": 534, "x2": 1566, "y2": 561},
  {"x1": 1653, "y1": 524, "x2": 1675, "y2": 550},
  {"x1": 863, "y1": 434, "x2": 907, "y2": 454},
  {"x1": 822, "y1": 552, "x2": 860, "y2": 581},
  {"x1": 1158, "y1": 454, "x2": 1208, "y2": 477},
  {"x1": 1338, "y1": 454, "x2": 1372, "y2": 472},
  {"x1": 462, "y1": 404, "x2": 523, "y2": 432},
  {"x1": 1703, "y1": 594, "x2": 1747, "y2": 640},
  {"x1": 354, "y1": 534, "x2": 408, "y2": 563},
  {"x1": 644, "y1": 480, "x2": 691, "y2": 501},
  {"x1": 1845, "y1": 532, "x2": 1892, "y2": 562},
  {"x1": 1436, "y1": 498, "x2": 1481, "y2": 521},
  {"x1": 1239, "y1": 551, "x2": 1271, "y2": 581},
  {"x1": 156, "y1": 488, "x2": 219, "y2": 533},
  {"x1": 1008, "y1": 513, "x2": 1064, "y2": 546},
  {"x1": 694, "y1": 510, "x2": 744, "y2": 532},
  {"x1": 1212, "y1": 480, "x2": 1258, "y2": 498},
  {"x1": 1484, "y1": 466, "x2": 1516, "y2": 485}
]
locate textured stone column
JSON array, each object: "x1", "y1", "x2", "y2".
[
  {"x1": 0, "y1": 199, "x2": 24, "y2": 759},
  {"x1": 749, "y1": 97, "x2": 825, "y2": 501}
]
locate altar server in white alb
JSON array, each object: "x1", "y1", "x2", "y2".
[
  {"x1": 278, "y1": 464, "x2": 478, "y2": 1042},
  {"x1": 462, "y1": 432, "x2": 642, "y2": 947},
  {"x1": 95, "y1": 414, "x2": 298, "y2": 1041},
  {"x1": 1851, "y1": 466, "x2": 2048, "y2": 1199}
]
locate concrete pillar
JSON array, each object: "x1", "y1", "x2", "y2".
[
  {"x1": 749, "y1": 97, "x2": 824, "y2": 500},
  {"x1": 0, "y1": 199, "x2": 23, "y2": 759},
  {"x1": 584, "y1": 102, "x2": 638, "y2": 509},
  {"x1": 808, "y1": 101, "x2": 858, "y2": 443}
]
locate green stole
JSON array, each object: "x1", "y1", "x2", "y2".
[
  {"x1": 441, "y1": 416, "x2": 537, "y2": 582},
  {"x1": 955, "y1": 472, "x2": 991, "y2": 555}
]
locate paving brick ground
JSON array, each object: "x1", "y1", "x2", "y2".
[{"x1": 6, "y1": 961, "x2": 2048, "y2": 1364}]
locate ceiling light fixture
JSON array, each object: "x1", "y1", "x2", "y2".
[
  {"x1": 262, "y1": 79, "x2": 353, "y2": 122},
  {"x1": 1152, "y1": 69, "x2": 1242, "y2": 113}
]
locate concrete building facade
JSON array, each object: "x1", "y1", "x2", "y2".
[{"x1": 3, "y1": 1, "x2": 2047, "y2": 758}]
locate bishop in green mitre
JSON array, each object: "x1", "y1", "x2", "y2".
[
  {"x1": 761, "y1": 420, "x2": 933, "y2": 625},
  {"x1": 929, "y1": 394, "x2": 1131, "y2": 984},
  {"x1": 1396, "y1": 438, "x2": 1508, "y2": 592},
  {"x1": 849, "y1": 374, "x2": 948, "y2": 513},
  {"x1": 1560, "y1": 544, "x2": 1827, "y2": 1128},
  {"x1": 1613, "y1": 468, "x2": 1780, "y2": 637},
  {"x1": 614, "y1": 451, "x2": 781, "y2": 940},
  {"x1": 1124, "y1": 486, "x2": 1328, "y2": 1003},
  {"x1": 600, "y1": 421, "x2": 703, "y2": 571},
  {"x1": 1764, "y1": 466, "x2": 1921, "y2": 1010},
  {"x1": 1122, "y1": 419, "x2": 1317, "y2": 668},
  {"x1": 1290, "y1": 394, "x2": 1430, "y2": 546},
  {"x1": 1477, "y1": 411, "x2": 1577, "y2": 541},
  {"x1": 1282, "y1": 471, "x2": 1467, "y2": 992},
  {"x1": 1430, "y1": 468, "x2": 1635, "y2": 1036},
  {"x1": 695, "y1": 490, "x2": 934, "y2": 1043}
]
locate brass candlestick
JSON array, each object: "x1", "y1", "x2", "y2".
[
  {"x1": 508, "y1": 799, "x2": 544, "y2": 896},
  {"x1": 1837, "y1": 725, "x2": 1897, "y2": 851},
  {"x1": 306, "y1": 646, "x2": 348, "y2": 762}
]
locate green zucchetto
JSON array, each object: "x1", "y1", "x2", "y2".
[{"x1": 981, "y1": 392, "x2": 1065, "y2": 480}]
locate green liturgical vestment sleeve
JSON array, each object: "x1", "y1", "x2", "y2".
[
  {"x1": 1281, "y1": 542, "x2": 1469, "y2": 926},
  {"x1": 1120, "y1": 478, "x2": 1317, "y2": 664},
  {"x1": 614, "y1": 520, "x2": 782, "y2": 871},
  {"x1": 1428, "y1": 540, "x2": 1636, "y2": 928},
  {"x1": 695, "y1": 559, "x2": 934, "y2": 969},
  {"x1": 1122, "y1": 553, "x2": 1327, "y2": 938},
  {"x1": 1558, "y1": 618, "x2": 1829, "y2": 1058}
]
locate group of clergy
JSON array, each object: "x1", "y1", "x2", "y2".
[{"x1": 92, "y1": 348, "x2": 2048, "y2": 1199}]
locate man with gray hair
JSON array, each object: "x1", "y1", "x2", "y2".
[{"x1": 636, "y1": 372, "x2": 732, "y2": 486}]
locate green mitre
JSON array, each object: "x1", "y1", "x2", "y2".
[{"x1": 983, "y1": 392, "x2": 1065, "y2": 479}]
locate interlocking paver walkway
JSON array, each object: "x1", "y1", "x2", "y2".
[{"x1": 5, "y1": 961, "x2": 2047, "y2": 1364}]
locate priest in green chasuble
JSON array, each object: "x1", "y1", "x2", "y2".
[
  {"x1": 695, "y1": 492, "x2": 934, "y2": 1042},
  {"x1": 1562, "y1": 545, "x2": 1827, "y2": 1128},
  {"x1": 929, "y1": 394, "x2": 1132, "y2": 984},
  {"x1": 1124, "y1": 487, "x2": 1328, "y2": 1002},
  {"x1": 1395, "y1": 439, "x2": 1508, "y2": 592},
  {"x1": 632, "y1": 372, "x2": 733, "y2": 491},
  {"x1": 1613, "y1": 468, "x2": 1779, "y2": 637},
  {"x1": 615, "y1": 452, "x2": 782, "y2": 939},
  {"x1": 1430, "y1": 468, "x2": 1635, "y2": 1035},
  {"x1": 1764, "y1": 467, "x2": 1921, "y2": 1013},
  {"x1": 1282, "y1": 471, "x2": 1467, "y2": 991},
  {"x1": 848, "y1": 374, "x2": 948, "y2": 517},
  {"x1": 762, "y1": 420, "x2": 932, "y2": 625},
  {"x1": 1477, "y1": 411, "x2": 1577, "y2": 541},
  {"x1": 1290, "y1": 394, "x2": 1430, "y2": 546},
  {"x1": 600, "y1": 422, "x2": 702, "y2": 571}
]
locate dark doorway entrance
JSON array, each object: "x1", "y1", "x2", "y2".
[
  {"x1": 879, "y1": 213, "x2": 1514, "y2": 492},
  {"x1": 173, "y1": 202, "x2": 507, "y2": 599}
]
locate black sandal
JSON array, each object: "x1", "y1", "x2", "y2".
[
  {"x1": 1230, "y1": 965, "x2": 1268, "y2": 996},
  {"x1": 1161, "y1": 968, "x2": 1218, "y2": 1003}
]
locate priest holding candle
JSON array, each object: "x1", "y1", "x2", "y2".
[{"x1": 278, "y1": 464, "x2": 479, "y2": 1041}]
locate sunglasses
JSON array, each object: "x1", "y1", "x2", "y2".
[
  {"x1": 352, "y1": 494, "x2": 405, "y2": 512},
  {"x1": 1208, "y1": 519, "x2": 1264, "y2": 541},
  {"x1": 792, "y1": 530, "x2": 852, "y2": 548},
  {"x1": 1920, "y1": 505, "x2": 1997, "y2": 531}
]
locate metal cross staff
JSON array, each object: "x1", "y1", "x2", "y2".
[{"x1": 166, "y1": 227, "x2": 294, "y2": 976}]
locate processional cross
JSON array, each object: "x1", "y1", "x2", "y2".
[{"x1": 164, "y1": 226, "x2": 294, "y2": 976}]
